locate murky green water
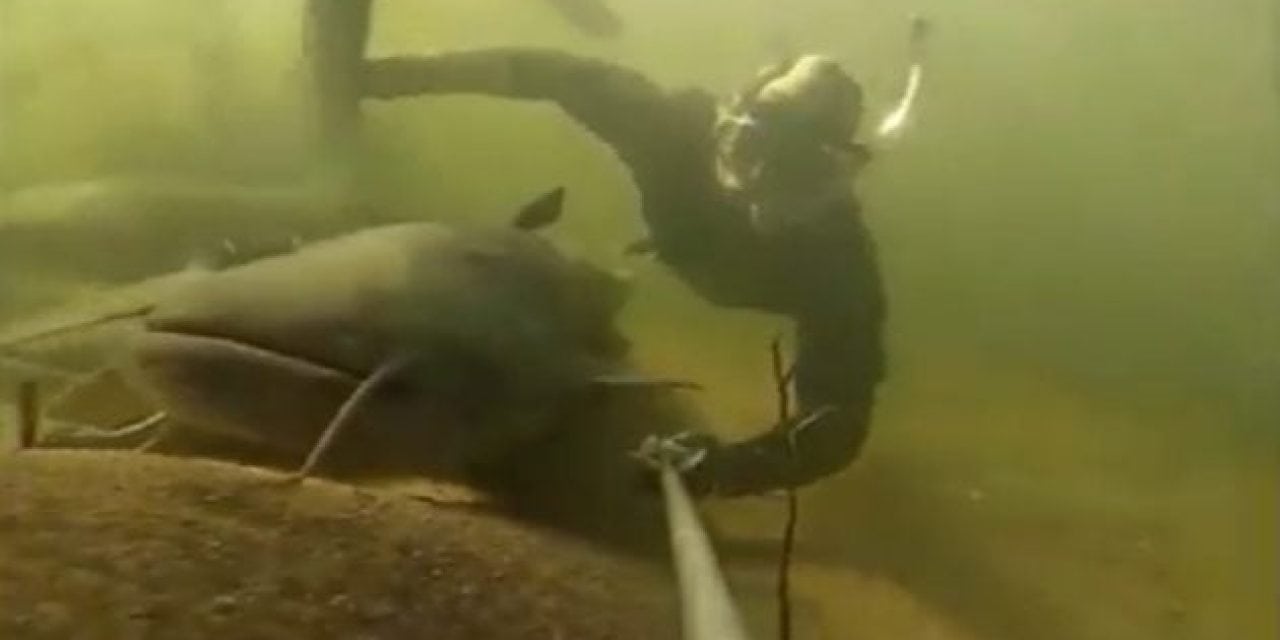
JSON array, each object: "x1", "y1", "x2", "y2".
[{"x1": 2, "y1": 1, "x2": 1276, "y2": 638}]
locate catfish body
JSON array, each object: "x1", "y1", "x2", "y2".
[{"x1": 127, "y1": 218, "x2": 631, "y2": 476}]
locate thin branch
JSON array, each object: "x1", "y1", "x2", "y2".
[
  {"x1": 767, "y1": 336, "x2": 798, "y2": 640},
  {"x1": 777, "y1": 487, "x2": 798, "y2": 640},
  {"x1": 769, "y1": 335, "x2": 791, "y2": 426}
]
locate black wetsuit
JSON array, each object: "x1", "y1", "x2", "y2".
[{"x1": 365, "y1": 49, "x2": 886, "y2": 496}]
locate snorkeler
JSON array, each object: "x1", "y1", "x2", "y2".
[{"x1": 362, "y1": 25, "x2": 925, "y2": 496}]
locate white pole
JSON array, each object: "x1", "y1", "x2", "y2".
[{"x1": 660, "y1": 464, "x2": 753, "y2": 640}]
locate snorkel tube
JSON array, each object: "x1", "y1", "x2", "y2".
[{"x1": 876, "y1": 14, "x2": 931, "y2": 139}]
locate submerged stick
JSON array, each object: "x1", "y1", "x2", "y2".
[
  {"x1": 287, "y1": 353, "x2": 414, "y2": 481},
  {"x1": 777, "y1": 486, "x2": 799, "y2": 640},
  {"x1": 768, "y1": 337, "x2": 798, "y2": 640},
  {"x1": 17, "y1": 380, "x2": 39, "y2": 449},
  {"x1": 769, "y1": 336, "x2": 793, "y2": 425},
  {"x1": 305, "y1": 0, "x2": 373, "y2": 176}
]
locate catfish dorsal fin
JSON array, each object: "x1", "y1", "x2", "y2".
[{"x1": 511, "y1": 186, "x2": 566, "y2": 231}]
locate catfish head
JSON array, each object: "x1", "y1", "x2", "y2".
[{"x1": 506, "y1": 186, "x2": 632, "y2": 362}]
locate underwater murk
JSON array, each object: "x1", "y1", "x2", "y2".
[{"x1": 0, "y1": 1, "x2": 1276, "y2": 639}]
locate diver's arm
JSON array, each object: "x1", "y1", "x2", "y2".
[
  {"x1": 683, "y1": 411, "x2": 870, "y2": 497},
  {"x1": 681, "y1": 214, "x2": 888, "y2": 497},
  {"x1": 685, "y1": 317, "x2": 883, "y2": 497},
  {"x1": 364, "y1": 48, "x2": 695, "y2": 171}
]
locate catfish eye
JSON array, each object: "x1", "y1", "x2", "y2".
[
  {"x1": 571, "y1": 261, "x2": 631, "y2": 320},
  {"x1": 563, "y1": 261, "x2": 632, "y2": 358}
]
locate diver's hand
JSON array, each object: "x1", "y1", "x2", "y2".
[
  {"x1": 631, "y1": 430, "x2": 721, "y2": 495},
  {"x1": 633, "y1": 431, "x2": 713, "y2": 472}
]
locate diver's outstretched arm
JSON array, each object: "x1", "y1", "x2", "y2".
[{"x1": 364, "y1": 48, "x2": 707, "y2": 177}]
